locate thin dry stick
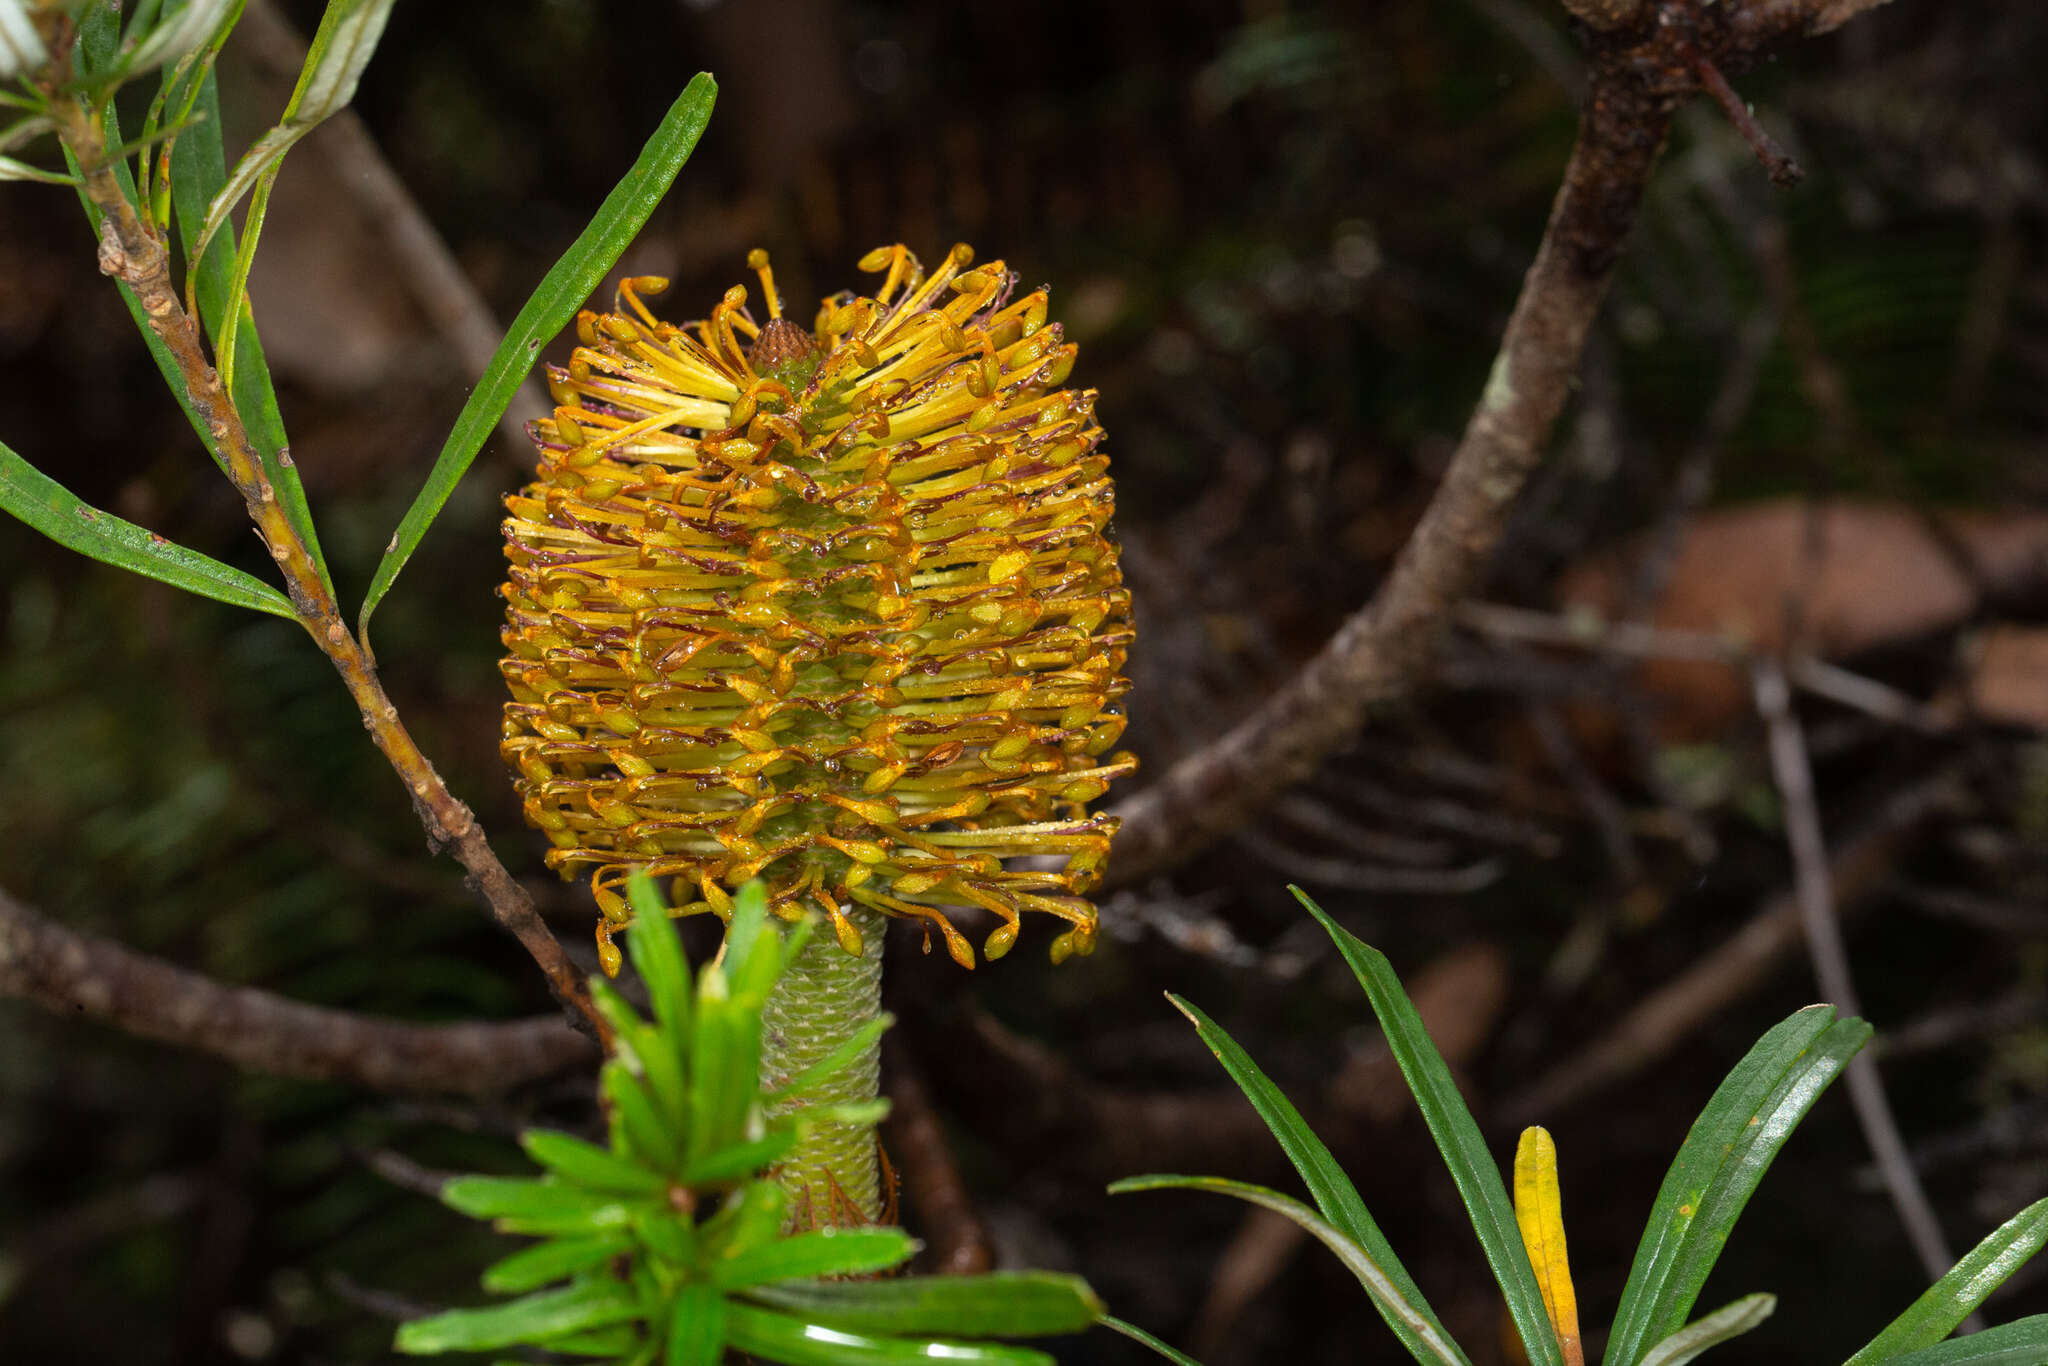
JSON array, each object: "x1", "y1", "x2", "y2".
[
  {"x1": 1693, "y1": 53, "x2": 1804, "y2": 187},
  {"x1": 236, "y1": 0, "x2": 549, "y2": 448},
  {"x1": 1557, "y1": 0, "x2": 1645, "y2": 30},
  {"x1": 47, "y1": 89, "x2": 602, "y2": 1037},
  {"x1": 881, "y1": 1040, "x2": 994, "y2": 1274},
  {"x1": 1753, "y1": 658, "x2": 1956, "y2": 1283},
  {"x1": 0, "y1": 887, "x2": 596, "y2": 1094},
  {"x1": 1499, "y1": 767, "x2": 1957, "y2": 1124}
]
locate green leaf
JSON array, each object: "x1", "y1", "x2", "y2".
[
  {"x1": 1111, "y1": 1175, "x2": 1466, "y2": 1366},
  {"x1": 633, "y1": 1204, "x2": 696, "y2": 1268},
  {"x1": 167, "y1": 62, "x2": 329, "y2": 599},
  {"x1": 357, "y1": 72, "x2": 718, "y2": 639},
  {"x1": 605, "y1": 1059, "x2": 683, "y2": 1173},
  {"x1": 537, "y1": 1323, "x2": 644, "y2": 1356},
  {"x1": 1602, "y1": 1004, "x2": 1870, "y2": 1366},
  {"x1": 710, "y1": 1228, "x2": 917, "y2": 1290},
  {"x1": 480, "y1": 1233, "x2": 633, "y2": 1295},
  {"x1": 686, "y1": 976, "x2": 762, "y2": 1170},
  {"x1": 186, "y1": 0, "x2": 397, "y2": 272},
  {"x1": 679, "y1": 1130, "x2": 798, "y2": 1187},
  {"x1": 1100, "y1": 1315, "x2": 1208, "y2": 1366},
  {"x1": 61, "y1": 59, "x2": 331, "y2": 602},
  {"x1": 1847, "y1": 1199, "x2": 2048, "y2": 1364},
  {"x1": 724, "y1": 878, "x2": 772, "y2": 985},
  {"x1": 520, "y1": 1129, "x2": 668, "y2": 1196},
  {"x1": 700, "y1": 1179, "x2": 787, "y2": 1266},
  {"x1": 1639, "y1": 1294, "x2": 1776, "y2": 1366},
  {"x1": 666, "y1": 1284, "x2": 726, "y2": 1366},
  {"x1": 441, "y1": 1176, "x2": 636, "y2": 1237},
  {"x1": 394, "y1": 1280, "x2": 641, "y2": 1354},
  {"x1": 1292, "y1": 888, "x2": 1561, "y2": 1366},
  {"x1": 1166, "y1": 992, "x2": 1467, "y2": 1365},
  {"x1": 1876, "y1": 1317, "x2": 2048, "y2": 1366},
  {"x1": 764, "y1": 1012, "x2": 897, "y2": 1106},
  {"x1": 0, "y1": 440, "x2": 295, "y2": 617},
  {"x1": 625, "y1": 869, "x2": 692, "y2": 1043},
  {"x1": 723, "y1": 1302, "x2": 1057, "y2": 1366},
  {"x1": 745, "y1": 1272, "x2": 1105, "y2": 1338}
]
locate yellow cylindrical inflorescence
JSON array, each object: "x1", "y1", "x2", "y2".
[{"x1": 500, "y1": 244, "x2": 1136, "y2": 976}]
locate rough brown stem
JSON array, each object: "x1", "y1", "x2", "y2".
[
  {"x1": 1107, "y1": 41, "x2": 1676, "y2": 884},
  {"x1": 47, "y1": 93, "x2": 602, "y2": 1038},
  {"x1": 0, "y1": 887, "x2": 596, "y2": 1094}
]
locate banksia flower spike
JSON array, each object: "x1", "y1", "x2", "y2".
[{"x1": 500, "y1": 245, "x2": 1136, "y2": 980}]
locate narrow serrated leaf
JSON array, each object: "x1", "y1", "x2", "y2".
[
  {"x1": 358, "y1": 73, "x2": 716, "y2": 638},
  {"x1": 0, "y1": 440, "x2": 294, "y2": 617}
]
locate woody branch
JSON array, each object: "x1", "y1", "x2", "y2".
[{"x1": 44, "y1": 83, "x2": 602, "y2": 1038}]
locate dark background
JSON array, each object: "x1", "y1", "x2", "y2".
[{"x1": 3, "y1": 0, "x2": 2047, "y2": 1361}]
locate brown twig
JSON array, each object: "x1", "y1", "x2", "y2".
[
  {"x1": 1557, "y1": 0, "x2": 1645, "y2": 31},
  {"x1": 1500, "y1": 766, "x2": 1960, "y2": 1123},
  {"x1": 0, "y1": 886, "x2": 597, "y2": 1094},
  {"x1": 1693, "y1": 53, "x2": 1804, "y2": 186},
  {"x1": 1752, "y1": 659, "x2": 1957, "y2": 1284},
  {"x1": 47, "y1": 91, "x2": 602, "y2": 1038},
  {"x1": 1109, "y1": 7, "x2": 1749, "y2": 886},
  {"x1": 882, "y1": 1041, "x2": 994, "y2": 1274}
]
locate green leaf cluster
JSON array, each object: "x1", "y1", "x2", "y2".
[
  {"x1": 1109, "y1": 886, "x2": 2048, "y2": 1366},
  {"x1": 2, "y1": 4, "x2": 716, "y2": 646},
  {"x1": 398, "y1": 874, "x2": 1104, "y2": 1365}
]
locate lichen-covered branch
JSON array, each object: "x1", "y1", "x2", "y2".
[
  {"x1": 0, "y1": 887, "x2": 596, "y2": 1094},
  {"x1": 1106, "y1": 0, "x2": 1875, "y2": 886},
  {"x1": 45, "y1": 91, "x2": 600, "y2": 1037}
]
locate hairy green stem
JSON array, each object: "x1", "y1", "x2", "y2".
[{"x1": 760, "y1": 905, "x2": 885, "y2": 1225}]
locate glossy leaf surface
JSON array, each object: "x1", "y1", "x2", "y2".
[
  {"x1": 357, "y1": 73, "x2": 717, "y2": 637},
  {"x1": 744, "y1": 1272, "x2": 1103, "y2": 1338},
  {"x1": 1112, "y1": 1175, "x2": 1466, "y2": 1366},
  {"x1": 1603, "y1": 1005, "x2": 1870, "y2": 1366},
  {"x1": 1293, "y1": 887, "x2": 1563, "y2": 1366},
  {"x1": 0, "y1": 439, "x2": 294, "y2": 618},
  {"x1": 1167, "y1": 992, "x2": 1467, "y2": 1364},
  {"x1": 1846, "y1": 1199, "x2": 2048, "y2": 1365}
]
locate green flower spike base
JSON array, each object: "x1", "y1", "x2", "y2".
[{"x1": 760, "y1": 903, "x2": 886, "y2": 1226}]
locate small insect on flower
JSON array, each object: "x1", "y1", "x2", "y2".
[{"x1": 500, "y1": 244, "x2": 1136, "y2": 976}]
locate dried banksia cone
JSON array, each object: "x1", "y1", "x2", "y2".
[{"x1": 499, "y1": 244, "x2": 1136, "y2": 979}]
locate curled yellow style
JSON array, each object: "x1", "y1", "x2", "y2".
[{"x1": 499, "y1": 244, "x2": 1136, "y2": 976}]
